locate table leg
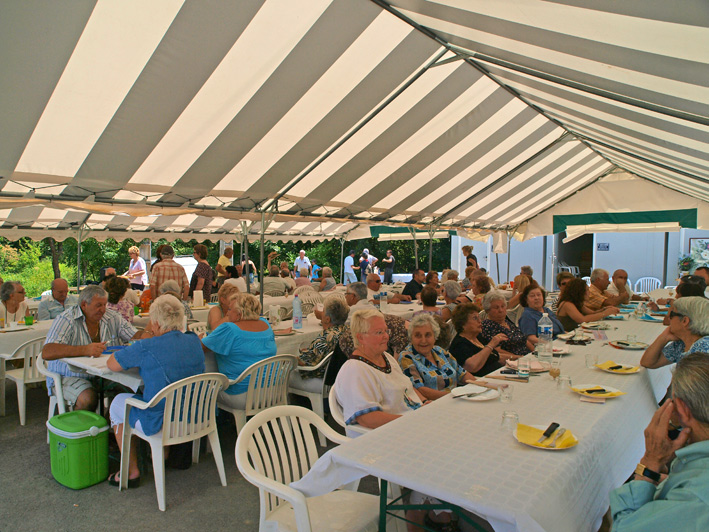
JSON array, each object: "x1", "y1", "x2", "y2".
[{"x1": 379, "y1": 479, "x2": 388, "y2": 532}]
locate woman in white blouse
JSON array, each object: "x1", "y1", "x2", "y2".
[{"x1": 0, "y1": 281, "x2": 29, "y2": 325}]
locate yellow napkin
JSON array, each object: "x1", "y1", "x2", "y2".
[
  {"x1": 595, "y1": 361, "x2": 640, "y2": 374},
  {"x1": 571, "y1": 386, "x2": 625, "y2": 397},
  {"x1": 515, "y1": 423, "x2": 577, "y2": 449}
]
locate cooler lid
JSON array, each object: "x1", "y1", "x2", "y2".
[{"x1": 48, "y1": 410, "x2": 108, "y2": 433}]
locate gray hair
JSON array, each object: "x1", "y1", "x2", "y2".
[
  {"x1": 672, "y1": 353, "x2": 709, "y2": 425},
  {"x1": 444, "y1": 270, "x2": 459, "y2": 281},
  {"x1": 269, "y1": 265, "x2": 280, "y2": 277},
  {"x1": 51, "y1": 278, "x2": 68, "y2": 290},
  {"x1": 79, "y1": 285, "x2": 107, "y2": 306},
  {"x1": 324, "y1": 296, "x2": 349, "y2": 326},
  {"x1": 322, "y1": 267, "x2": 333, "y2": 278},
  {"x1": 442, "y1": 280, "x2": 461, "y2": 299},
  {"x1": 158, "y1": 279, "x2": 181, "y2": 298},
  {"x1": 149, "y1": 294, "x2": 185, "y2": 333},
  {"x1": 0, "y1": 281, "x2": 18, "y2": 302},
  {"x1": 482, "y1": 290, "x2": 507, "y2": 311},
  {"x1": 673, "y1": 297, "x2": 709, "y2": 336},
  {"x1": 408, "y1": 313, "x2": 440, "y2": 340},
  {"x1": 350, "y1": 308, "x2": 385, "y2": 350},
  {"x1": 590, "y1": 268, "x2": 608, "y2": 282},
  {"x1": 520, "y1": 265, "x2": 533, "y2": 276},
  {"x1": 346, "y1": 282, "x2": 368, "y2": 302},
  {"x1": 299, "y1": 268, "x2": 309, "y2": 277}
]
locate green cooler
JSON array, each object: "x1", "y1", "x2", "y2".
[{"x1": 47, "y1": 411, "x2": 109, "y2": 489}]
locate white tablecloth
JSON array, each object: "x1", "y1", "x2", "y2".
[
  {"x1": 0, "y1": 320, "x2": 54, "y2": 354},
  {"x1": 293, "y1": 318, "x2": 673, "y2": 532}
]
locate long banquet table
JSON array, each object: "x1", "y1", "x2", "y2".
[{"x1": 293, "y1": 317, "x2": 673, "y2": 532}]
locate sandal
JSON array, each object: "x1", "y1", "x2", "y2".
[{"x1": 107, "y1": 471, "x2": 140, "y2": 488}]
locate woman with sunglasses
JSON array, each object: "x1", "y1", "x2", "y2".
[{"x1": 641, "y1": 297, "x2": 709, "y2": 369}]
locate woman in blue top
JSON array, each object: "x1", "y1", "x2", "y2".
[
  {"x1": 517, "y1": 284, "x2": 564, "y2": 352},
  {"x1": 398, "y1": 313, "x2": 478, "y2": 401},
  {"x1": 641, "y1": 297, "x2": 709, "y2": 369},
  {"x1": 107, "y1": 294, "x2": 206, "y2": 488},
  {"x1": 201, "y1": 292, "x2": 276, "y2": 410}
]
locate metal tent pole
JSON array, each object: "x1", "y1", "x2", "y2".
[
  {"x1": 506, "y1": 233, "x2": 512, "y2": 283},
  {"x1": 662, "y1": 232, "x2": 669, "y2": 286},
  {"x1": 76, "y1": 226, "x2": 83, "y2": 292},
  {"x1": 241, "y1": 222, "x2": 251, "y2": 294},
  {"x1": 428, "y1": 227, "x2": 434, "y2": 272},
  {"x1": 259, "y1": 211, "x2": 266, "y2": 312},
  {"x1": 409, "y1": 228, "x2": 419, "y2": 270},
  {"x1": 339, "y1": 238, "x2": 345, "y2": 284}
]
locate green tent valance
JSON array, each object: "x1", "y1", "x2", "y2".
[{"x1": 553, "y1": 209, "x2": 698, "y2": 234}]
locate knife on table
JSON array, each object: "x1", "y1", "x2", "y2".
[{"x1": 537, "y1": 422, "x2": 560, "y2": 444}]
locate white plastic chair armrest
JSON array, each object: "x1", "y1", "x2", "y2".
[
  {"x1": 124, "y1": 396, "x2": 151, "y2": 410},
  {"x1": 296, "y1": 351, "x2": 333, "y2": 373}
]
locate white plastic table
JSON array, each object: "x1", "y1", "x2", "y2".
[{"x1": 293, "y1": 318, "x2": 672, "y2": 532}]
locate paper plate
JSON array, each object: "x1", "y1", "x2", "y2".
[
  {"x1": 572, "y1": 383, "x2": 625, "y2": 398},
  {"x1": 609, "y1": 340, "x2": 648, "y2": 350},
  {"x1": 557, "y1": 332, "x2": 592, "y2": 342},
  {"x1": 273, "y1": 329, "x2": 295, "y2": 336},
  {"x1": 552, "y1": 347, "x2": 570, "y2": 355},
  {"x1": 513, "y1": 424, "x2": 578, "y2": 450},
  {"x1": 460, "y1": 388, "x2": 499, "y2": 402},
  {"x1": 581, "y1": 322, "x2": 610, "y2": 330},
  {"x1": 0, "y1": 324, "x2": 32, "y2": 333},
  {"x1": 190, "y1": 305, "x2": 209, "y2": 310},
  {"x1": 595, "y1": 362, "x2": 641, "y2": 374},
  {"x1": 506, "y1": 359, "x2": 549, "y2": 373}
]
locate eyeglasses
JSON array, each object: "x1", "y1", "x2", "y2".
[
  {"x1": 365, "y1": 329, "x2": 390, "y2": 337},
  {"x1": 669, "y1": 311, "x2": 685, "y2": 319},
  {"x1": 372, "y1": 279, "x2": 382, "y2": 284}
]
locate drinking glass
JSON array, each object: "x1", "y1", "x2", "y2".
[
  {"x1": 24, "y1": 315, "x2": 34, "y2": 326},
  {"x1": 585, "y1": 353, "x2": 598, "y2": 369},
  {"x1": 572, "y1": 328, "x2": 584, "y2": 341},
  {"x1": 626, "y1": 334, "x2": 637, "y2": 344},
  {"x1": 517, "y1": 357, "x2": 531, "y2": 378},
  {"x1": 500, "y1": 411, "x2": 519, "y2": 433},
  {"x1": 557, "y1": 375, "x2": 572, "y2": 391},
  {"x1": 499, "y1": 385, "x2": 513, "y2": 403},
  {"x1": 549, "y1": 358, "x2": 561, "y2": 380}
]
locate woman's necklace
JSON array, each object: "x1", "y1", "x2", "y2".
[{"x1": 351, "y1": 352, "x2": 391, "y2": 373}]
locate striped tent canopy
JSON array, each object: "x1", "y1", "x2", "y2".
[{"x1": 0, "y1": 0, "x2": 707, "y2": 242}]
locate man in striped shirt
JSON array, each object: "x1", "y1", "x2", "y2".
[{"x1": 42, "y1": 285, "x2": 147, "y2": 411}]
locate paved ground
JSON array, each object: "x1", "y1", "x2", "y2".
[{"x1": 0, "y1": 382, "x2": 351, "y2": 532}]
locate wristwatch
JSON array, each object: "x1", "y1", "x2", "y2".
[{"x1": 635, "y1": 463, "x2": 661, "y2": 482}]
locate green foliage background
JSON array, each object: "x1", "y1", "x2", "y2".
[{"x1": 0, "y1": 235, "x2": 452, "y2": 297}]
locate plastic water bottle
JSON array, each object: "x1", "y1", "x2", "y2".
[
  {"x1": 380, "y1": 291, "x2": 388, "y2": 312},
  {"x1": 537, "y1": 313, "x2": 554, "y2": 364},
  {"x1": 292, "y1": 294, "x2": 303, "y2": 329}
]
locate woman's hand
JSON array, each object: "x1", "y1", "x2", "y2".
[
  {"x1": 489, "y1": 333, "x2": 507, "y2": 348},
  {"x1": 640, "y1": 400, "x2": 691, "y2": 474},
  {"x1": 660, "y1": 327, "x2": 680, "y2": 343},
  {"x1": 603, "y1": 306, "x2": 620, "y2": 316}
]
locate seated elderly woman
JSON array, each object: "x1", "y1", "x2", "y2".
[
  {"x1": 640, "y1": 297, "x2": 709, "y2": 369},
  {"x1": 105, "y1": 276, "x2": 134, "y2": 323},
  {"x1": 412, "y1": 286, "x2": 442, "y2": 317},
  {"x1": 207, "y1": 282, "x2": 240, "y2": 332},
  {"x1": 318, "y1": 267, "x2": 336, "y2": 292},
  {"x1": 293, "y1": 296, "x2": 349, "y2": 382},
  {"x1": 398, "y1": 313, "x2": 477, "y2": 400},
  {"x1": 449, "y1": 303, "x2": 509, "y2": 376},
  {"x1": 517, "y1": 284, "x2": 564, "y2": 351},
  {"x1": 158, "y1": 279, "x2": 194, "y2": 320},
  {"x1": 333, "y1": 309, "x2": 456, "y2": 531},
  {"x1": 440, "y1": 280, "x2": 462, "y2": 321},
  {"x1": 556, "y1": 278, "x2": 618, "y2": 331},
  {"x1": 480, "y1": 291, "x2": 530, "y2": 359},
  {"x1": 201, "y1": 292, "x2": 276, "y2": 410},
  {"x1": 106, "y1": 295, "x2": 205, "y2": 487},
  {"x1": 0, "y1": 281, "x2": 29, "y2": 324},
  {"x1": 295, "y1": 268, "x2": 311, "y2": 287},
  {"x1": 425, "y1": 271, "x2": 439, "y2": 291},
  {"x1": 334, "y1": 308, "x2": 425, "y2": 431},
  {"x1": 470, "y1": 275, "x2": 492, "y2": 307}
]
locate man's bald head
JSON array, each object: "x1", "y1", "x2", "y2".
[{"x1": 366, "y1": 273, "x2": 383, "y2": 291}]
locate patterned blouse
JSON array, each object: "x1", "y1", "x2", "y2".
[
  {"x1": 338, "y1": 314, "x2": 409, "y2": 359},
  {"x1": 398, "y1": 345, "x2": 466, "y2": 392},
  {"x1": 298, "y1": 324, "x2": 346, "y2": 379},
  {"x1": 480, "y1": 317, "x2": 530, "y2": 357},
  {"x1": 190, "y1": 261, "x2": 213, "y2": 300},
  {"x1": 107, "y1": 299, "x2": 134, "y2": 323}
]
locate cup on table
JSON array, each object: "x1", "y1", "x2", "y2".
[
  {"x1": 550, "y1": 358, "x2": 561, "y2": 380},
  {"x1": 500, "y1": 411, "x2": 519, "y2": 433},
  {"x1": 8, "y1": 321, "x2": 19, "y2": 330},
  {"x1": 585, "y1": 353, "x2": 598, "y2": 369},
  {"x1": 557, "y1": 375, "x2": 572, "y2": 391},
  {"x1": 499, "y1": 384, "x2": 513, "y2": 403},
  {"x1": 626, "y1": 334, "x2": 637, "y2": 344},
  {"x1": 24, "y1": 315, "x2": 34, "y2": 326},
  {"x1": 572, "y1": 328, "x2": 584, "y2": 341},
  {"x1": 517, "y1": 357, "x2": 531, "y2": 378}
]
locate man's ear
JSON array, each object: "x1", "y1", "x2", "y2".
[{"x1": 674, "y1": 397, "x2": 693, "y2": 425}]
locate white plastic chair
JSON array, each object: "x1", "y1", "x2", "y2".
[
  {"x1": 328, "y1": 386, "x2": 369, "y2": 437},
  {"x1": 582, "y1": 276, "x2": 591, "y2": 285},
  {"x1": 506, "y1": 305, "x2": 524, "y2": 327},
  {"x1": 188, "y1": 321, "x2": 207, "y2": 337},
  {"x1": 0, "y1": 337, "x2": 46, "y2": 425},
  {"x1": 288, "y1": 352, "x2": 334, "y2": 446},
  {"x1": 209, "y1": 293, "x2": 219, "y2": 303},
  {"x1": 235, "y1": 405, "x2": 380, "y2": 532},
  {"x1": 217, "y1": 355, "x2": 298, "y2": 436},
  {"x1": 264, "y1": 289, "x2": 286, "y2": 297},
  {"x1": 119, "y1": 372, "x2": 230, "y2": 511},
  {"x1": 634, "y1": 277, "x2": 661, "y2": 294},
  {"x1": 35, "y1": 354, "x2": 71, "y2": 441}
]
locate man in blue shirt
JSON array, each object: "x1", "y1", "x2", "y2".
[
  {"x1": 38, "y1": 278, "x2": 78, "y2": 320},
  {"x1": 610, "y1": 353, "x2": 709, "y2": 530}
]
